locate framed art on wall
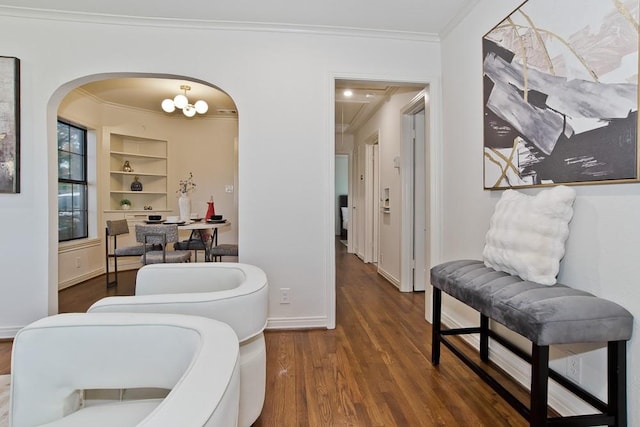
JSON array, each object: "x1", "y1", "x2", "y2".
[
  {"x1": 0, "y1": 56, "x2": 19, "y2": 193},
  {"x1": 483, "y1": 0, "x2": 639, "y2": 189}
]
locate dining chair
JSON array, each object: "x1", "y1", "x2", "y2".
[
  {"x1": 105, "y1": 219, "x2": 155, "y2": 288},
  {"x1": 134, "y1": 224, "x2": 192, "y2": 264},
  {"x1": 174, "y1": 232, "x2": 209, "y2": 262},
  {"x1": 210, "y1": 243, "x2": 239, "y2": 262}
]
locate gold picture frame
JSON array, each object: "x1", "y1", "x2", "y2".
[{"x1": 483, "y1": 0, "x2": 639, "y2": 189}]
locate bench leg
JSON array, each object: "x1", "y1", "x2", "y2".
[
  {"x1": 530, "y1": 344, "x2": 549, "y2": 427},
  {"x1": 480, "y1": 314, "x2": 489, "y2": 362},
  {"x1": 608, "y1": 340, "x2": 627, "y2": 427},
  {"x1": 431, "y1": 287, "x2": 442, "y2": 365}
]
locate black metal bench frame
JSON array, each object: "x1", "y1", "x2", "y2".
[{"x1": 431, "y1": 287, "x2": 628, "y2": 427}]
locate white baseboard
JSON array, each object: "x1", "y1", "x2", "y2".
[
  {"x1": 0, "y1": 325, "x2": 22, "y2": 339},
  {"x1": 440, "y1": 310, "x2": 596, "y2": 417},
  {"x1": 58, "y1": 267, "x2": 104, "y2": 290},
  {"x1": 266, "y1": 316, "x2": 327, "y2": 330},
  {"x1": 377, "y1": 267, "x2": 400, "y2": 289}
]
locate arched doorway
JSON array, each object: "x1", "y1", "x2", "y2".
[{"x1": 52, "y1": 74, "x2": 239, "y2": 309}]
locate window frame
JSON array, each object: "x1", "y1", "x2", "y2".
[{"x1": 57, "y1": 120, "x2": 89, "y2": 242}]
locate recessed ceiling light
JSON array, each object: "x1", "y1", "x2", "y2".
[{"x1": 343, "y1": 89, "x2": 353, "y2": 97}]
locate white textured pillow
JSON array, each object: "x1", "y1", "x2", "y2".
[{"x1": 483, "y1": 185, "x2": 576, "y2": 285}]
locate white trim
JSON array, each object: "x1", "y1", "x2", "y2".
[
  {"x1": 0, "y1": 6, "x2": 439, "y2": 42},
  {"x1": 400, "y1": 90, "x2": 428, "y2": 293},
  {"x1": 326, "y1": 78, "x2": 337, "y2": 330},
  {"x1": 58, "y1": 237, "x2": 101, "y2": 253},
  {"x1": 377, "y1": 266, "x2": 400, "y2": 289},
  {"x1": 266, "y1": 316, "x2": 328, "y2": 330},
  {"x1": 438, "y1": 0, "x2": 481, "y2": 39},
  {"x1": 58, "y1": 268, "x2": 105, "y2": 290},
  {"x1": 0, "y1": 326, "x2": 22, "y2": 339},
  {"x1": 440, "y1": 309, "x2": 598, "y2": 417}
]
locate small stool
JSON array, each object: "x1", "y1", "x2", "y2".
[{"x1": 209, "y1": 244, "x2": 238, "y2": 262}]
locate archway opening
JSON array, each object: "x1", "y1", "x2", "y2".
[{"x1": 51, "y1": 74, "x2": 239, "y2": 310}]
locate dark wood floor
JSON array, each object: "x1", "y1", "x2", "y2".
[{"x1": 0, "y1": 241, "x2": 529, "y2": 426}]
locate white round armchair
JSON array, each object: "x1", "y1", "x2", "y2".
[
  {"x1": 88, "y1": 262, "x2": 269, "y2": 427},
  {"x1": 10, "y1": 312, "x2": 240, "y2": 427}
]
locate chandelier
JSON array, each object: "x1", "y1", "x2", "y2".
[{"x1": 161, "y1": 85, "x2": 209, "y2": 117}]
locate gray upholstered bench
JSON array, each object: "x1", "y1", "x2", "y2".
[{"x1": 431, "y1": 260, "x2": 633, "y2": 427}]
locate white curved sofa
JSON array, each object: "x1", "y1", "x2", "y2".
[
  {"x1": 89, "y1": 262, "x2": 269, "y2": 427},
  {"x1": 10, "y1": 312, "x2": 240, "y2": 427}
]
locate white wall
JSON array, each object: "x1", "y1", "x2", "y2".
[
  {"x1": 0, "y1": 10, "x2": 441, "y2": 335},
  {"x1": 56, "y1": 88, "x2": 239, "y2": 288},
  {"x1": 441, "y1": 0, "x2": 640, "y2": 421}
]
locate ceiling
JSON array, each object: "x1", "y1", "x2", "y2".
[
  {"x1": 0, "y1": 0, "x2": 477, "y2": 36},
  {"x1": 77, "y1": 78, "x2": 238, "y2": 118},
  {"x1": 335, "y1": 80, "x2": 425, "y2": 134}
]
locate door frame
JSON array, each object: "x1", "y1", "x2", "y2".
[
  {"x1": 400, "y1": 90, "x2": 428, "y2": 293},
  {"x1": 328, "y1": 76, "x2": 443, "y2": 329},
  {"x1": 363, "y1": 131, "x2": 380, "y2": 264}
]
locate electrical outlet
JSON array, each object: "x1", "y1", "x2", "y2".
[
  {"x1": 280, "y1": 288, "x2": 291, "y2": 304},
  {"x1": 75, "y1": 257, "x2": 81, "y2": 268},
  {"x1": 567, "y1": 353, "x2": 582, "y2": 384}
]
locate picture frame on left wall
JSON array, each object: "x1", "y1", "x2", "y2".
[{"x1": 0, "y1": 56, "x2": 19, "y2": 193}]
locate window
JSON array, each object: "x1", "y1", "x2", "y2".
[{"x1": 58, "y1": 120, "x2": 88, "y2": 241}]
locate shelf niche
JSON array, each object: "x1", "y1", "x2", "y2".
[{"x1": 107, "y1": 133, "x2": 168, "y2": 212}]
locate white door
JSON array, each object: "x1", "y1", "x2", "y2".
[
  {"x1": 355, "y1": 143, "x2": 366, "y2": 261},
  {"x1": 412, "y1": 110, "x2": 426, "y2": 291},
  {"x1": 364, "y1": 143, "x2": 380, "y2": 263}
]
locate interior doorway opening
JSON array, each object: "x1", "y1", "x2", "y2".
[{"x1": 52, "y1": 74, "x2": 239, "y2": 312}]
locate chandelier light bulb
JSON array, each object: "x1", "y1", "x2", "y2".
[
  {"x1": 161, "y1": 99, "x2": 176, "y2": 113},
  {"x1": 173, "y1": 94, "x2": 188, "y2": 109},
  {"x1": 194, "y1": 100, "x2": 209, "y2": 114},
  {"x1": 183, "y1": 105, "x2": 197, "y2": 117}
]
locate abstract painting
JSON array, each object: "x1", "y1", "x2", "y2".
[
  {"x1": 0, "y1": 56, "x2": 19, "y2": 193},
  {"x1": 483, "y1": 0, "x2": 639, "y2": 189}
]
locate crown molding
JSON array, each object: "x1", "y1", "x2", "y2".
[
  {"x1": 0, "y1": 6, "x2": 440, "y2": 43},
  {"x1": 439, "y1": 0, "x2": 480, "y2": 39}
]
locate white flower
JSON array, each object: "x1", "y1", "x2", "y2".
[{"x1": 177, "y1": 172, "x2": 196, "y2": 195}]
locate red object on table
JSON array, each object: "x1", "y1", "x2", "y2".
[{"x1": 206, "y1": 200, "x2": 215, "y2": 219}]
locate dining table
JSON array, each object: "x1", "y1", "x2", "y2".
[{"x1": 174, "y1": 220, "x2": 231, "y2": 262}]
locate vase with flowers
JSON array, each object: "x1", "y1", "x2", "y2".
[{"x1": 177, "y1": 172, "x2": 196, "y2": 221}]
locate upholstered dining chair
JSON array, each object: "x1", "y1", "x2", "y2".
[
  {"x1": 10, "y1": 312, "x2": 240, "y2": 427},
  {"x1": 134, "y1": 224, "x2": 191, "y2": 264},
  {"x1": 105, "y1": 219, "x2": 154, "y2": 288},
  {"x1": 173, "y1": 237, "x2": 208, "y2": 262},
  {"x1": 209, "y1": 243, "x2": 239, "y2": 262}
]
